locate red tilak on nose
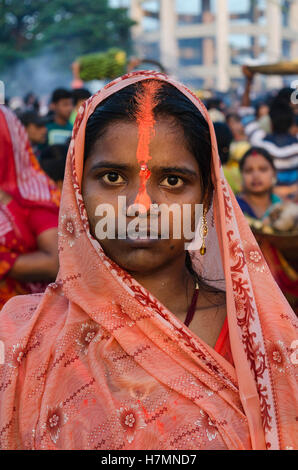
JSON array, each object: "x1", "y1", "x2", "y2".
[{"x1": 133, "y1": 80, "x2": 161, "y2": 213}]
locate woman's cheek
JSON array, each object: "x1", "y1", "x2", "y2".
[
  {"x1": 83, "y1": 192, "x2": 100, "y2": 234},
  {"x1": 243, "y1": 175, "x2": 251, "y2": 186}
]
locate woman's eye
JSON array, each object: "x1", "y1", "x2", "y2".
[
  {"x1": 102, "y1": 172, "x2": 125, "y2": 184},
  {"x1": 160, "y1": 175, "x2": 184, "y2": 188}
]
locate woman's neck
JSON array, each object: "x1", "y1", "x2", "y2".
[
  {"x1": 128, "y1": 255, "x2": 195, "y2": 316},
  {"x1": 242, "y1": 190, "x2": 272, "y2": 217}
]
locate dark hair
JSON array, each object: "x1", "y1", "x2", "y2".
[
  {"x1": 269, "y1": 98, "x2": 294, "y2": 134},
  {"x1": 51, "y1": 88, "x2": 72, "y2": 104},
  {"x1": 205, "y1": 97, "x2": 223, "y2": 111},
  {"x1": 213, "y1": 122, "x2": 233, "y2": 165},
  {"x1": 72, "y1": 88, "x2": 91, "y2": 106},
  {"x1": 19, "y1": 111, "x2": 46, "y2": 128},
  {"x1": 84, "y1": 79, "x2": 226, "y2": 296},
  {"x1": 23, "y1": 92, "x2": 40, "y2": 112},
  {"x1": 226, "y1": 112, "x2": 241, "y2": 123},
  {"x1": 85, "y1": 79, "x2": 212, "y2": 196},
  {"x1": 40, "y1": 144, "x2": 68, "y2": 182},
  {"x1": 276, "y1": 87, "x2": 294, "y2": 104},
  {"x1": 239, "y1": 146, "x2": 276, "y2": 172}
]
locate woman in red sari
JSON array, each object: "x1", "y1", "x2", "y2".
[{"x1": 0, "y1": 106, "x2": 60, "y2": 308}]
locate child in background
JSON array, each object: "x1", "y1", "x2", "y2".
[
  {"x1": 46, "y1": 88, "x2": 73, "y2": 145},
  {"x1": 40, "y1": 144, "x2": 68, "y2": 191}
]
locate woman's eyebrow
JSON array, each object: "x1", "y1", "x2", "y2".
[
  {"x1": 89, "y1": 161, "x2": 130, "y2": 172},
  {"x1": 89, "y1": 162, "x2": 198, "y2": 178},
  {"x1": 151, "y1": 166, "x2": 198, "y2": 177}
]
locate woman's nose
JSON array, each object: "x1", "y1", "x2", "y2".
[
  {"x1": 126, "y1": 187, "x2": 156, "y2": 217},
  {"x1": 132, "y1": 166, "x2": 152, "y2": 212}
]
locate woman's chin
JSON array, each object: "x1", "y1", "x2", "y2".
[
  {"x1": 116, "y1": 255, "x2": 163, "y2": 274},
  {"x1": 247, "y1": 186, "x2": 269, "y2": 194},
  {"x1": 99, "y1": 238, "x2": 185, "y2": 275}
]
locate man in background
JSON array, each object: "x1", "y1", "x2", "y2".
[{"x1": 46, "y1": 88, "x2": 73, "y2": 145}]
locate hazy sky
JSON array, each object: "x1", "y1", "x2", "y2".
[{"x1": 109, "y1": 0, "x2": 266, "y2": 15}]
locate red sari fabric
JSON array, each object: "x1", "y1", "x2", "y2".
[
  {"x1": 214, "y1": 317, "x2": 234, "y2": 366},
  {"x1": 0, "y1": 73, "x2": 297, "y2": 451},
  {"x1": 0, "y1": 106, "x2": 60, "y2": 308},
  {"x1": 0, "y1": 200, "x2": 59, "y2": 308}
]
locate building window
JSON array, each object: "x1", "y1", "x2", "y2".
[
  {"x1": 142, "y1": 41, "x2": 160, "y2": 61},
  {"x1": 228, "y1": 0, "x2": 266, "y2": 25},
  {"x1": 282, "y1": 1, "x2": 290, "y2": 27},
  {"x1": 142, "y1": 0, "x2": 159, "y2": 32},
  {"x1": 282, "y1": 39, "x2": 291, "y2": 58},
  {"x1": 176, "y1": 0, "x2": 200, "y2": 25},
  {"x1": 176, "y1": 0, "x2": 215, "y2": 25},
  {"x1": 229, "y1": 33, "x2": 268, "y2": 64},
  {"x1": 178, "y1": 38, "x2": 203, "y2": 66}
]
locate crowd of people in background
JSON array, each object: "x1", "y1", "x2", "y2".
[
  {"x1": 15, "y1": 87, "x2": 91, "y2": 182},
  {"x1": 1, "y1": 74, "x2": 297, "y2": 312},
  {"x1": 207, "y1": 68, "x2": 298, "y2": 312},
  {"x1": 0, "y1": 87, "x2": 91, "y2": 308}
]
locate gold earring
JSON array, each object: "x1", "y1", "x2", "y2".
[{"x1": 200, "y1": 207, "x2": 208, "y2": 255}]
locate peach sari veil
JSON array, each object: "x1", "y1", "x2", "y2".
[{"x1": 0, "y1": 72, "x2": 297, "y2": 450}]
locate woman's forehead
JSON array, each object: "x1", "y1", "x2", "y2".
[
  {"x1": 245, "y1": 154, "x2": 271, "y2": 165},
  {"x1": 86, "y1": 118, "x2": 198, "y2": 169}
]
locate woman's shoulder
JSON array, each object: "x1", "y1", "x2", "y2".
[
  {"x1": 0, "y1": 293, "x2": 43, "y2": 325},
  {"x1": 1, "y1": 292, "x2": 42, "y2": 312},
  {"x1": 236, "y1": 194, "x2": 250, "y2": 211},
  {"x1": 0, "y1": 291, "x2": 66, "y2": 355}
]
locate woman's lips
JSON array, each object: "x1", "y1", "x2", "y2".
[
  {"x1": 116, "y1": 230, "x2": 160, "y2": 238},
  {"x1": 115, "y1": 231, "x2": 161, "y2": 247},
  {"x1": 251, "y1": 181, "x2": 264, "y2": 187},
  {"x1": 122, "y1": 237, "x2": 161, "y2": 248}
]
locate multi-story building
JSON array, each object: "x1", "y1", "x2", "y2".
[{"x1": 122, "y1": 0, "x2": 298, "y2": 91}]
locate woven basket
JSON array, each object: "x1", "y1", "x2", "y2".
[
  {"x1": 247, "y1": 60, "x2": 298, "y2": 75},
  {"x1": 252, "y1": 228, "x2": 298, "y2": 260}
]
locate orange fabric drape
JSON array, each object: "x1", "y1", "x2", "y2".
[{"x1": 0, "y1": 72, "x2": 297, "y2": 450}]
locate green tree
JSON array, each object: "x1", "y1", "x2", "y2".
[{"x1": 0, "y1": 0, "x2": 135, "y2": 71}]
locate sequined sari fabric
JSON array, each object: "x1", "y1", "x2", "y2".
[{"x1": 0, "y1": 73, "x2": 297, "y2": 450}]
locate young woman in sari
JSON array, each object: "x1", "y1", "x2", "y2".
[
  {"x1": 236, "y1": 147, "x2": 298, "y2": 314},
  {"x1": 0, "y1": 72, "x2": 297, "y2": 450},
  {"x1": 236, "y1": 147, "x2": 282, "y2": 221},
  {"x1": 0, "y1": 106, "x2": 60, "y2": 309}
]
